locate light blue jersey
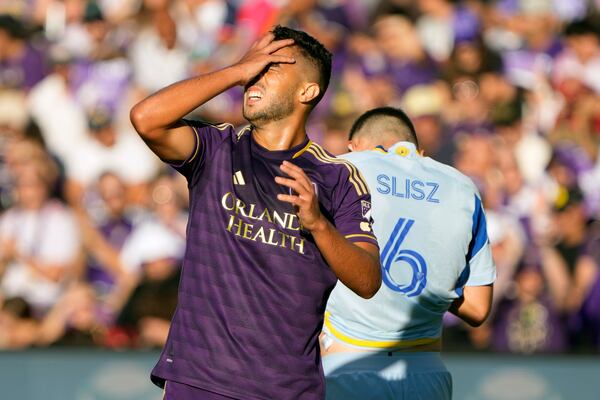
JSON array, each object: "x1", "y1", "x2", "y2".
[{"x1": 325, "y1": 141, "x2": 496, "y2": 349}]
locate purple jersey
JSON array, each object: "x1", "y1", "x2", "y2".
[{"x1": 151, "y1": 120, "x2": 377, "y2": 400}]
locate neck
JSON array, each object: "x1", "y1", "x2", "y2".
[{"x1": 251, "y1": 113, "x2": 308, "y2": 151}]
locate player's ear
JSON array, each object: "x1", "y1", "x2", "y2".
[
  {"x1": 347, "y1": 141, "x2": 354, "y2": 152},
  {"x1": 299, "y1": 82, "x2": 320, "y2": 105}
]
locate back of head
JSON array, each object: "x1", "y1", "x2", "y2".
[
  {"x1": 349, "y1": 107, "x2": 418, "y2": 149},
  {"x1": 272, "y1": 25, "x2": 332, "y2": 106},
  {"x1": 0, "y1": 14, "x2": 25, "y2": 40}
]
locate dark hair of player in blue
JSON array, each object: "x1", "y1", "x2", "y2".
[
  {"x1": 272, "y1": 25, "x2": 332, "y2": 106},
  {"x1": 349, "y1": 107, "x2": 419, "y2": 148}
]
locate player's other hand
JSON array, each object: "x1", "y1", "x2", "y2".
[
  {"x1": 275, "y1": 161, "x2": 326, "y2": 233},
  {"x1": 233, "y1": 33, "x2": 296, "y2": 86}
]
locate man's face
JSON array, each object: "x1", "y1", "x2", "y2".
[{"x1": 242, "y1": 46, "x2": 303, "y2": 124}]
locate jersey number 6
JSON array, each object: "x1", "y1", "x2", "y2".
[{"x1": 380, "y1": 218, "x2": 427, "y2": 297}]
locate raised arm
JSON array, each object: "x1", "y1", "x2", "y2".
[
  {"x1": 275, "y1": 161, "x2": 381, "y2": 298},
  {"x1": 129, "y1": 34, "x2": 296, "y2": 163}
]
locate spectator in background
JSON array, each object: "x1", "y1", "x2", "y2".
[
  {"x1": 0, "y1": 14, "x2": 46, "y2": 91},
  {"x1": 63, "y1": 107, "x2": 158, "y2": 206},
  {"x1": 0, "y1": 161, "x2": 81, "y2": 315},
  {"x1": 27, "y1": 46, "x2": 89, "y2": 162},
  {"x1": 129, "y1": 7, "x2": 188, "y2": 94},
  {"x1": 491, "y1": 250, "x2": 569, "y2": 354},
  {"x1": 550, "y1": 188, "x2": 600, "y2": 351},
  {"x1": 80, "y1": 172, "x2": 134, "y2": 299},
  {"x1": 37, "y1": 282, "x2": 108, "y2": 347},
  {"x1": 0, "y1": 296, "x2": 39, "y2": 349},
  {"x1": 113, "y1": 176, "x2": 186, "y2": 347},
  {"x1": 553, "y1": 19, "x2": 600, "y2": 95}
]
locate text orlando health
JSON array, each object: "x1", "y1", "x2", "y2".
[{"x1": 221, "y1": 192, "x2": 307, "y2": 254}]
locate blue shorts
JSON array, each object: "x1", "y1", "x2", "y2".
[
  {"x1": 163, "y1": 380, "x2": 237, "y2": 400},
  {"x1": 322, "y1": 352, "x2": 452, "y2": 400}
]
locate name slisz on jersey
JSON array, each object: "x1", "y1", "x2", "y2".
[
  {"x1": 222, "y1": 191, "x2": 306, "y2": 254},
  {"x1": 376, "y1": 174, "x2": 440, "y2": 203}
]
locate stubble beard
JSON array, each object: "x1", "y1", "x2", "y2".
[{"x1": 243, "y1": 95, "x2": 295, "y2": 125}]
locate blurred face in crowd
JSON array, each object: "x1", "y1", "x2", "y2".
[
  {"x1": 14, "y1": 168, "x2": 50, "y2": 210},
  {"x1": 91, "y1": 123, "x2": 117, "y2": 147},
  {"x1": 151, "y1": 176, "x2": 181, "y2": 224},
  {"x1": 243, "y1": 45, "x2": 319, "y2": 125},
  {"x1": 554, "y1": 203, "x2": 586, "y2": 241},
  {"x1": 566, "y1": 34, "x2": 599, "y2": 62},
  {"x1": 99, "y1": 173, "x2": 127, "y2": 218},
  {"x1": 374, "y1": 16, "x2": 423, "y2": 61},
  {"x1": 67, "y1": 284, "x2": 97, "y2": 330},
  {"x1": 516, "y1": 267, "x2": 544, "y2": 303},
  {"x1": 453, "y1": 42, "x2": 483, "y2": 75}
]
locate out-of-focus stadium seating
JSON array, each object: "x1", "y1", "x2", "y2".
[{"x1": 0, "y1": 0, "x2": 599, "y2": 355}]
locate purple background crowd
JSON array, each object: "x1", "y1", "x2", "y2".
[{"x1": 1, "y1": 0, "x2": 600, "y2": 355}]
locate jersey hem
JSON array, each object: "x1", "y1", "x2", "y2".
[{"x1": 151, "y1": 370, "x2": 275, "y2": 400}]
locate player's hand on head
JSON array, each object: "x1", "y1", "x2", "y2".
[
  {"x1": 275, "y1": 161, "x2": 326, "y2": 233},
  {"x1": 234, "y1": 33, "x2": 296, "y2": 86}
]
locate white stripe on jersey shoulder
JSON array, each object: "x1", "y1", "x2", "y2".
[{"x1": 305, "y1": 142, "x2": 369, "y2": 196}]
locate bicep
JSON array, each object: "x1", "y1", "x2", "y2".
[
  {"x1": 462, "y1": 284, "x2": 493, "y2": 308},
  {"x1": 138, "y1": 121, "x2": 197, "y2": 164}
]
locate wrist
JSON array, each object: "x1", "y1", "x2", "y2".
[{"x1": 308, "y1": 216, "x2": 329, "y2": 235}]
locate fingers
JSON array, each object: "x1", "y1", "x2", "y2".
[
  {"x1": 264, "y1": 38, "x2": 295, "y2": 54},
  {"x1": 279, "y1": 161, "x2": 312, "y2": 192},
  {"x1": 274, "y1": 176, "x2": 306, "y2": 195},
  {"x1": 277, "y1": 193, "x2": 300, "y2": 205},
  {"x1": 255, "y1": 32, "x2": 275, "y2": 49},
  {"x1": 269, "y1": 55, "x2": 296, "y2": 64}
]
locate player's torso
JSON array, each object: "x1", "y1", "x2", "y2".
[
  {"x1": 164, "y1": 130, "x2": 340, "y2": 399},
  {"x1": 327, "y1": 143, "x2": 475, "y2": 345}
]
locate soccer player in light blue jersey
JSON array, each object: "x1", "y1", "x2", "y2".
[{"x1": 321, "y1": 107, "x2": 497, "y2": 400}]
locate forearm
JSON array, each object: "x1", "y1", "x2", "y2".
[
  {"x1": 130, "y1": 66, "x2": 243, "y2": 135},
  {"x1": 311, "y1": 218, "x2": 381, "y2": 298}
]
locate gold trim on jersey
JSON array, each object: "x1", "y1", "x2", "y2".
[
  {"x1": 324, "y1": 312, "x2": 441, "y2": 349},
  {"x1": 292, "y1": 140, "x2": 313, "y2": 159},
  {"x1": 211, "y1": 122, "x2": 234, "y2": 131},
  {"x1": 306, "y1": 143, "x2": 368, "y2": 196},
  {"x1": 236, "y1": 125, "x2": 252, "y2": 140},
  {"x1": 345, "y1": 233, "x2": 377, "y2": 241},
  {"x1": 182, "y1": 121, "x2": 202, "y2": 164}
]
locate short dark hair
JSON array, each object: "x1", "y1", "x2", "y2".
[
  {"x1": 564, "y1": 18, "x2": 600, "y2": 38},
  {"x1": 349, "y1": 107, "x2": 418, "y2": 147},
  {"x1": 272, "y1": 25, "x2": 332, "y2": 106},
  {"x1": 0, "y1": 14, "x2": 26, "y2": 39}
]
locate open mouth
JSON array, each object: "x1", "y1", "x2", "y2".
[{"x1": 245, "y1": 87, "x2": 264, "y2": 105}]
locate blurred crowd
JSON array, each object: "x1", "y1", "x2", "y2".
[{"x1": 0, "y1": 0, "x2": 599, "y2": 355}]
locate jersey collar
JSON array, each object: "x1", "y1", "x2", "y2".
[{"x1": 386, "y1": 141, "x2": 419, "y2": 158}]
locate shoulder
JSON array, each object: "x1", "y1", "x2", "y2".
[
  {"x1": 421, "y1": 156, "x2": 479, "y2": 196},
  {"x1": 303, "y1": 142, "x2": 370, "y2": 196},
  {"x1": 182, "y1": 118, "x2": 235, "y2": 136}
]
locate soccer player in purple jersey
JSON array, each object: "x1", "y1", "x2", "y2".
[{"x1": 130, "y1": 26, "x2": 381, "y2": 400}]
